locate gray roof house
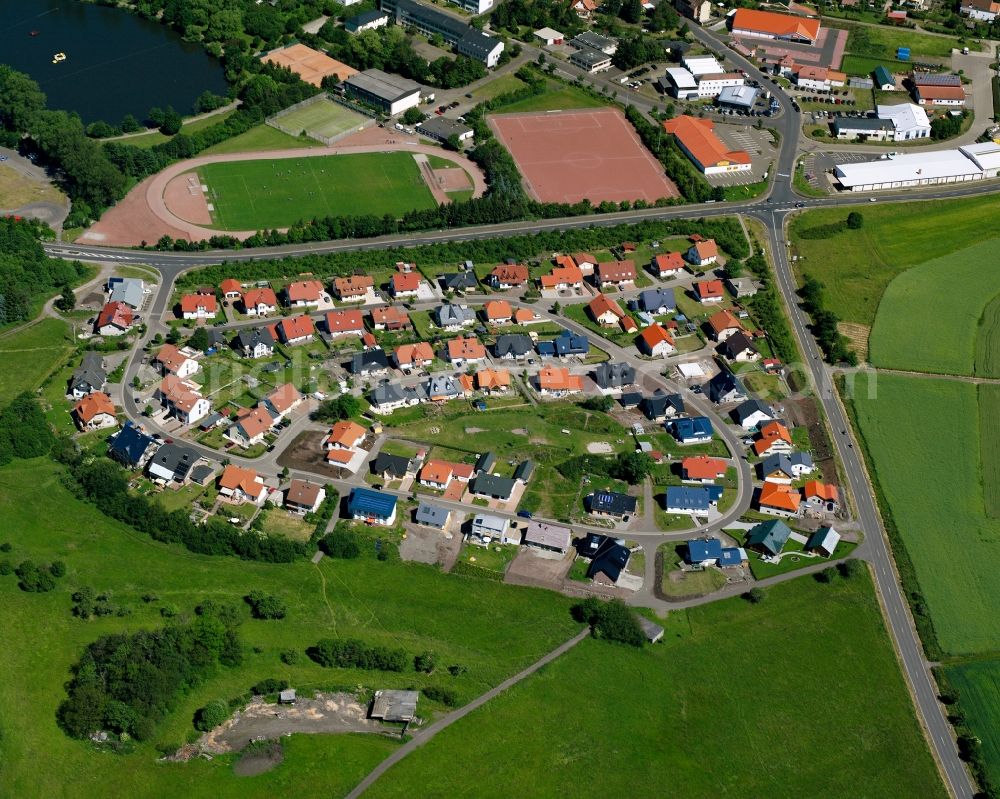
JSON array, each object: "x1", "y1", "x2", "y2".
[
  {"x1": 68, "y1": 352, "x2": 106, "y2": 398},
  {"x1": 719, "y1": 330, "x2": 759, "y2": 362},
  {"x1": 493, "y1": 333, "x2": 534, "y2": 360},
  {"x1": 146, "y1": 442, "x2": 200, "y2": 483},
  {"x1": 733, "y1": 398, "x2": 775, "y2": 430},
  {"x1": 371, "y1": 452, "x2": 413, "y2": 479},
  {"x1": 233, "y1": 326, "x2": 275, "y2": 358},
  {"x1": 370, "y1": 381, "x2": 421, "y2": 412},
  {"x1": 707, "y1": 370, "x2": 748, "y2": 404},
  {"x1": 475, "y1": 451, "x2": 497, "y2": 474},
  {"x1": 435, "y1": 303, "x2": 476, "y2": 329},
  {"x1": 425, "y1": 374, "x2": 462, "y2": 401},
  {"x1": 513, "y1": 459, "x2": 535, "y2": 482},
  {"x1": 415, "y1": 501, "x2": 451, "y2": 529},
  {"x1": 523, "y1": 521, "x2": 572, "y2": 553},
  {"x1": 593, "y1": 361, "x2": 636, "y2": 390},
  {"x1": 351, "y1": 349, "x2": 391, "y2": 375},
  {"x1": 470, "y1": 472, "x2": 517, "y2": 501},
  {"x1": 108, "y1": 277, "x2": 144, "y2": 309},
  {"x1": 439, "y1": 272, "x2": 479, "y2": 293},
  {"x1": 638, "y1": 287, "x2": 676, "y2": 314}
]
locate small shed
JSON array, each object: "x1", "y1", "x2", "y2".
[
  {"x1": 370, "y1": 689, "x2": 419, "y2": 722},
  {"x1": 806, "y1": 526, "x2": 841, "y2": 558},
  {"x1": 279, "y1": 689, "x2": 297, "y2": 704},
  {"x1": 637, "y1": 615, "x2": 664, "y2": 643},
  {"x1": 873, "y1": 65, "x2": 895, "y2": 90}
]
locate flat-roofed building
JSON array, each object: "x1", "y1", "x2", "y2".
[{"x1": 344, "y1": 69, "x2": 422, "y2": 116}]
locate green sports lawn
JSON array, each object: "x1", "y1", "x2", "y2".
[
  {"x1": 868, "y1": 241, "x2": 1000, "y2": 376},
  {"x1": 367, "y1": 574, "x2": 946, "y2": 799},
  {"x1": 0, "y1": 457, "x2": 579, "y2": 798},
  {"x1": 849, "y1": 372, "x2": 1000, "y2": 655},
  {"x1": 272, "y1": 98, "x2": 368, "y2": 141},
  {"x1": 199, "y1": 152, "x2": 437, "y2": 230}
]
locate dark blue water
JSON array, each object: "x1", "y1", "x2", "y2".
[{"x1": 0, "y1": 0, "x2": 228, "y2": 124}]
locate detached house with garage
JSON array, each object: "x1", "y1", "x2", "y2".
[
  {"x1": 638, "y1": 324, "x2": 676, "y2": 358},
  {"x1": 348, "y1": 487, "x2": 397, "y2": 525},
  {"x1": 537, "y1": 329, "x2": 589, "y2": 359},
  {"x1": 637, "y1": 288, "x2": 676, "y2": 315},
  {"x1": 595, "y1": 260, "x2": 637, "y2": 290},
  {"x1": 394, "y1": 342, "x2": 435, "y2": 370},
  {"x1": 651, "y1": 251, "x2": 686, "y2": 279},
  {"x1": 179, "y1": 293, "x2": 217, "y2": 320},
  {"x1": 285, "y1": 279, "x2": 325, "y2": 308},
  {"x1": 493, "y1": 334, "x2": 534, "y2": 361},
  {"x1": 218, "y1": 464, "x2": 268, "y2": 505},
  {"x1": 233, "y1": 326, "x2": 275, "y2": 359},
  {"x1": 708, "y1": 370, "x2": 748, "y2": 405},
  {"x1": 241, "y1": 287, "x2": 278, "y2": 316},
  {"x1": 720, "y1": 331, "x2": 760, "y2": 362},
  {"x1": 333, "y1": 275, "x2": 374, "y2": 302},
  {"x1": 682, "y1": 455, "x2": 728, "y2": 483},
  {"x1": 324, "y1": 309, "x2": 365, "y2": 338},
  {"x1": 540, "y1": 260, "x2": 584, "y2": 291},
  {"x1": 261, "y1": 382, "x2": 304, "y2": 422},
  {"x1": 483, "y1": 300, "x2": 513, "y2": 326},
  {"x1": 669, "y1": 416, "x2": 714, "y2": 444},
  {"x1": 276, "y1": 315, "x2": 315, "y2": 345},
  {"x1": 587, "y1": 294, "x2": 637, "y2": 333},
  {"x1": 536, "y1": 365, "x2": 584, "y2": 396},
  {"x1": 753, "y1": 420, "x2": 794, "y2": 456},
  {"x1": 226, "y1": 406, "x2": 275, "y2": 448},
  {"x1": 435, "y1": 303, "x2": 476, "y2": 331},
  {"x1": 488, "y1": 263, "x2": 529, "y2": 289},
  {"x1": 67, "y1": 353, "x2": 106, "y2": 399},
  {"x1": 285, "y1": 479, "x2": 326, "y2": 515},
  {"x1": 73, "y1": 392, "x2": 117, "y2": 431},
  {"x1": 370, "y1": 306, "x2": 411, "y2": 331},
  {"x1": 757, "y1": 481, "x2": 802, "y2": 518},
  {"x1": 96, "y1": 301, "x2": 134, "y2": 336},
  {"x1": 447, "y1": 335, "x2": 486, "y2": 366},
  {"x1": 390, "y1": 272, "x2": 423, "y2": 298},
  {"x1": 695, "y1": 279, "x2": 726, "y2": 304},
  {"x1": 707, "y1": 309, "x2": 744, "y2": 342},
  {"x1": 687, "y1": 239, "x2": 719, "y2": 267}
]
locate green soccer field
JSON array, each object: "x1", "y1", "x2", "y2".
[
  {"x1": 198, "y1": 152, "x2": 437, "y2": 230},
  {"x1": 272, "y1": 98, "x2": 368, "y2": 141}
]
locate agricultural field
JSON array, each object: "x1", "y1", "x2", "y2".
[
  {"x1": 270, "y1": 99, "x2": 369, "y2": 142},
  {"x1": 941, "y1": 659, "x2": 1000, "y2": 788},
  {"x1": 790, "y1": 195, "x2": 1000, "y2": 326},
  {"x1": 199, "y1": 152, "x2": 437, "y2": 230},
  {"x1": 367, "y1": 574, "x2": 946, "y2": 799},
  {"x1": 0, "y1": 319, "x2": 76, "y2": 406},
  {"x1": 0, "y1": 458, "x2": 579, "y2": 798},
  {"x1": 979, "y1": 384, "x2": 1000, "y2": 519},
  {"x1": 848, "y1": 372, "x2": 1000, "y2": 655},
  {"x1": 868, "y1": 247, "x2": 1000, "y2": 375}
]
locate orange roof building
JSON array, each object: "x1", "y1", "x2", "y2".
[
  {"x1": 652, "y1": 251, "x2": 686, "y2": 276},
  {"x1": 707, "y1": 309, "x2": 745, "y2": 341},
  {"x1": 371, "y1": 305, "x2": 410, "y2": 330},
  {"x1": 514, "y1": 308, "x2": 540, "y2": 324},
  {"x1": 218, "y1": 464, "x2": 267, "y2": 503},
  {"x1": 638, "y1": 323, "x2": 676, "y2": 356},
  {"x1": 536, "y1": 365, "x2": 583, "y2": 394},
  {"x1": 484, "y1": 300, "x2": 513, "y2": 323},
  {"x1": 333, "y1": 275, "x2": 374, "y2": 300},
  {"x1": 587, "y1": 293, "x2": 629, "y2": 327},
  {"x1": 541, "y1": 262, "x2": 584, "y2": 289},
  {"x1": 663, "y1": 116, "x2": 751, "y2": 176},
  {"x1": 804, "y1": 481, "x2": 839, "y2": 503},
  {"x1": 325, "y1": 309, "x2": 365, "y2": 336},
  {"x1": 730, "y1": 8, "x2": 821, "y2": 44},
  {"x1": 73, "y1": 391, "x2": 117, "y2": 429},
  {"x1": 264, "y1": 382, "x2": 303, "y2": 416},
  {"x1": 394, "y1": 341, "x2": 435, "y2": 367},
  {"x1": 220, "y1": 279, "x2": 242, "y2": 298},
  {"x1": 447, "y1": 335, "x2": 486, "y2": 363},
  {"x1": 325, "y1": 420, "x2": 366, "y2": 450},
  {"x1": 278, "y1": 315, "x2": 315, "y2": 343},
  {"x1": 476, "y1": 368, "x2": 511, "y2": 392},
  {"x1": 179, "y1": 293, "x2": 217, "y2": 318},
  {"x1": 391, "y1": 272, "x2": 422, "y2": 296},
  {"x1": 753, "y1": 421, "x2": 794, "y2": 456},
  {"x1": 489, "y1": 263, "x2": 530, "y2": 288},
  {"x1": 153, "y1": 343, "x2": 197, "y2": 376},
  {"x1": 242, "y1": 287, "x2": 278, "y2": 313},
  {"x1": 286, "y1": 280, "x2": 325, "y2": 305},
  {"x1": 682, "y1": 455, "x2": 728, "y2": 482},
  {"x1": 758, "y1": 481, "x2": 802, "y2": 516},
  {"x1": 695, "y1": 279, "x2": 726, "y2": 303},
  {"x1": 419, "y1": 459, "x2": 455, "y2": 488}
]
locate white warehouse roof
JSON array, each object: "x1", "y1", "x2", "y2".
[
  {"x1": 834, "y1": 149, "x2": 981, "y2": 189},
  {"x1": 665, "y1": 67, "x2": 697, "y2": 89},
  {"x1": 876, "y1": 103, "x2": 930, "y2": 134},
  {"x1": 718, "y1": 85, "x2": 758, "y2": 108},
  {"x1": 961, "y1": 141, "x2": 1000, "y2": 171},
  {"x1": 683, "y1": 55, "x2": 724, "y2": 77}
]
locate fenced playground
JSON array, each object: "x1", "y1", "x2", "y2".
[{"x1": 266, "y1": 96, "x2": 374, "y2": 146}]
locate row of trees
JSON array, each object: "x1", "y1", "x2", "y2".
[
  {"x1": 307, "y1": 637, "x2": 410, "y2": 672},
  {"x1": 799, "y1": 275, "x2": 857, "y2": 365},
  {"x1": 58, "y1": 606, "x2": 243, "y2": 741}
]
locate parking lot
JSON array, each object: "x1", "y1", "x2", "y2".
[{"x1": 707, "y1": 124, "x2": 777, "y2": 186}]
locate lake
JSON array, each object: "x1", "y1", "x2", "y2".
[{"x1": 0, "y1": 0, "x2": 228, "y2": 125}]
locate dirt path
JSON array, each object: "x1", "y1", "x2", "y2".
[{"x1": 81, "y1": 135, "x2": 488, "y2": 246}]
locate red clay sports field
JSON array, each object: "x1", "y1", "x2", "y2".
[{"x1": 489, "y1": 108, "x2": 679, "y2": 205}]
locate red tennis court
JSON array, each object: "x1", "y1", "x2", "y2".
[{"x1": 489, "y1": 108, "x2": 679, "y2": 204}]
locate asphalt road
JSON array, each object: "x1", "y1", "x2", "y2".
[{"x1": 41, "y1": 22, "x2": 986, "y2": 796}]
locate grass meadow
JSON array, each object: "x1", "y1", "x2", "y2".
[
  {"x1": 979, "y1": 384, "x2": 1000, "y2": 519},
  {"x1": 200, "y1": 124, "x2": 321, "y2": 156},
  {"x1": 367, "y1": 574, "x2": 945, "y2": 799},
  {"x1": 0, "y1": 458, "x2": 579, "y2": 798},
  {"x1": 941, "y1": 659, "x2": 1000, "y2": 788},
  {"x1": 0, "y1": 318, "x2": 76, "y2": 406},
  {"x1": 868, "y1": 244, "x2": 1000, "y2": 375},
  {"x1": 200, "y1": 152, "x2": 436, "y2": 230},
  {"x1": 495, "y1": 82, "x2": 608, "y2": 114},
  {"x1": 790, "y1": 195, "x2": 1000, "y2": 326},
  {"x1": 848, "y1": 372, "x2": 1000, "y2": 655}
]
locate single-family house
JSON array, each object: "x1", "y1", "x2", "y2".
[
  {"x1": 370, "y1": 305, "x2": 411, "y2": 331},
  {"x1": 447, "y1": 335, "x2": 486, "y2": 366},
  {"x1": 474, "y1": 368, "x2": 511, "y2": 393},
  {"x1": 746, "y1": 519, "x2": 792, "y2": 555},
  {"x1": 593, "y1": 361, "x2": 636, "y2": 391},
  {"x1": 179, "y1": 293, "x2": 217, "y2": 320},
  {"x1": 324, "y1": 420, "x2": 367, "y2": 451},
  {"x1": 67, "y1": 353, "x2": 106, "y2": 399},
  {"x1": 369, "y1": 381, "x2": 421, "y2": 414},
  {"x1": 425, "y1": 374, "x2": 464, "y2": 403},
  {"x1": 153, "y1": 343, "x2": 199, "y2": 378},
  {"x1": 220, "y1": 279, "x2": 242, "y2": 300},
  {"x1": 390, "y1": 272, "x2": 422, "y2": 298},
  {"x1": 752, "y1": 421, "x2": 794, "y2": 456},
  {"x1": 233, "y1": 326, "x2": 275, "y2": 359},
  {"x1": 435, "y1": 303, "x2": 476, "y2": 330},
  {"x1": 687, "y1": 239, "x2": 719, "y2": 267},
  {"x1": 108, "y1": 421, "x2": 157, "y2": 468},
  {"x1": 540, "y1": 260, "x2": 584, "y2": 291},
  {"x1": 285, "y1": 479, "x2": 326, "y2": 514},
  {"x1": 394, "y1": 341, "x2": 435, "y2": 370},
  {"x1": 638, "y1": 287, "x2": 676, "y2": 315},
  {"x1": 595, "y1": 260, "x2": 637, "y2": 289},
  {"x1": 641, "y1": 390, "x2": 685, "y2": 421},
  {"x1": 686, "y1": 537, "x2": 746, "y2": 567},
  {"x1": 694, "y1": 279, "x2": 726, "y2": 303},
  {"x1": 962, "y1": 0, "x2": 1000, "y2": 21},
  {"x1": 440, "y1": 270, "x2": 479, "y2": 293},
  {"x1": 96, "y1": 301, "x2": 134, "y2": 336},
  {"x1": 638, "y1": 323, "x2": 676, "y2": 358},
  {"x1": 325, "y1": 309, "x2": 365, "y2": 338},
  {"x1": 587, "y1": 537, "x2": 631, "y2": 583},
  {"x1": 147, "y1": 442, "x2": 199, "y2": 483},
  {"x1": 726, "y1": 277, "x2": 758, "y2": 298},
  {"x1": 707, "y1": 371, "x2": 748, "y2": 405},
  {"x1": 571, "y1": 0, "x2": 599, "y2": 18},
  {"x1": 484, "y1": 300, "x2": 513, "y2": 326},
  {"x1": 804, "y1": 480, "x2": 839, "y2": 515},
  {"x1": 469, "y1": 472, "x2": 517, "y2": 501},
  {"x1": 493, "y1": 333, "x2": 534, "y2": 360},
  {"x1": 351, "y1": 348, "x2": 391, "y2": 376},
  {"x1": 757, "y1": 481, "x2": 801, "y2": 517},
  {"x1": 733, "y1": 398, "x2": 775, "y2": 430},
  {"x1": 707, "y1": 309, "x2": 744, "y2": 342},
  {"x1": 586, "y1": 490, "x2": 637, "y2": 519},
  {"x1": 523, "y1": 521, "x2": 572, "y2": 554},
  {"x1": 72, "y1": 391, "x2": 117, "y2": 431},
  {"x1": 226, "y1": 406, "x2": 275, "y2": 448},
  {"x1": 806, "y1": 525, "x2": 841, "y2": 557},
  {"x1": 537, "y1": 329, "x2": 589, "y2": 358},
  {"x1": 664, "y1": 485, "x2": 722, "y2": 514},
  {"x1": 419, "y1": 460, "x2": 457, "y2": 490},
  {"x1": 276, "y1": 315, "x2": 315, "y2": 345},
  {"x1": 587, "y1": 293, "x2": 636, "y2": 333},
  {"x1": 415, "y1": 501, "x2": 451, "y2": 530},
  {"x1": 347, "y1": 487, "x2": 397, "y2": 525},
  {"x1": 469, "y1": 513, "x2": 510, "y2": 545},
  {"x1": 262, "y1": 383, "x2": 304, "y2": 422},
  {"x1": 286, "y1": 279, "x2": 325, "y2": 307},
  {"x1": 333, "y1": 275, "x2": 374, "y2": 302},
  {"x1": 371, "y1": 452, "x2": 413, "y2": 481},
  {"x1": 682, "y1": 455, "x2": 728, "y2": 483},
  {"x1": 488, "y1": 263, "x2": 529, "y2": 289},
  {"x1": 218, "y1": 464, "x2": 268, "y2": 505},
  {"x1": 669, "y1": 416, "x2": 714, "y2": 444},
  {"x1": 719, "y1": 331, "x2": 760, "y2": 362},
  {"x1": 241, "y1": 287, "x2": 279, "y2": 316},
  {"x1": 651, "y1": 252, "x2": 686, "y2": 279},
  {"x1": 157, "y1": 375, "x2": 211, "y2": 425},
  {"x1": 536, "y1": 365, "x2": 584, "y2": 396}
]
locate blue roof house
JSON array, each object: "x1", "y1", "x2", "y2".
[
  {"x1": 537, "y1": 329, "x2": 590, "y2": 358},
  {"x1": 668, "y1": 416, "x2": 714, "y2": 444},
  {"x1": 686, "y1": 537, "x2": 723, "y2": 564},
  {"x1": 665, "y1": 485, "x2": 723, "y2": 514},
  {"x1": 348, "y1": 487, "x2": 397, "y2": 525},
  {"x1": 108, "y1": 421, "x2": 157, "y2": 468}
]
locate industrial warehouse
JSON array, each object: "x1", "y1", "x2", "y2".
[{"x1": 833, "y1": 142, "x2": 1000, "y2": 191}]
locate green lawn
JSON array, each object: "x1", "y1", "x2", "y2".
[
  {"x1": 790, "y1": 195, "x2": 1000, "y2": 326},
  {"x1": 0, "y1": 319, "x2": 75, "y2": 406},
  {"x1": 200, "y1": 124, "x2": 320, "y2": 156},
  {"x1": 840, "y1": 54, "x2": 914, "y2": 77},
  {"x1": 271, "y1": 99, "x2": 368, "y2": 141},
  {"x1": 367, "y1": 574, "x2": 946, "y2": 799},
  {"x1": 471, "y1": 74, "x2": 528, "y2": 101},
  {"x1": 836, "y1": 20, "x2": 976, "y2": 59},
  {"x1": 199, "y1": 152, "x2": 437, "y2": 230},
  {"x1": 112, "y1": 110, "x2": 237, "y2": 150},
  {"x1": 941, "y1": 659, "x2": 1000, "y2": 788},
  {"x1": 849, "y1": 372, "x2": 1000, "y2": 655},
  {"x1": 868, "y1": 242, "x2": 1000, "y2": 376},
  {"x1": 657, "y1": 542, "x2": 727, "y2": 598},
  {"x1": 494, "y1": 83, "x2": 608, "y2": 114},
  {"x1": 0, "y1": 457, "x2": 580, "y2": 798}
]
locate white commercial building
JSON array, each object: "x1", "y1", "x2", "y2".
[
  {"x1": 834, "y1": 143, "x2": 1000, "y2": 192},
  {"x1": 696, "y1": 72, "x2": 745, "y2": 98},
  {"x1": 664, "y1": 67, "x2": 699, "y2": 99},
  {"x1": 682, "y1": 54, "x2": 725, "y2": 77},
  {"x1": 533, "y1": 27, "x2": 565, "y2": 45},
  {"x1": 876, "y1": 103, "x2": 931, "y2": 141}
]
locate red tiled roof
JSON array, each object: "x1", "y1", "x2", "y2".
[
  {"x1": 392, "y1": 272, "x2": 422, "y2": 293},
  {"x1": 279, "y1": 315, "x2": 315, "y2": 341},
  {"x1": 731, "y1": 8, "x2": 821, "y2": 41},
  {"x1": 180, "y1": 293, "x2": 217, "y2": 314},
  {"x1": 596, "y1": 260, "x2": 637, "y2": 283},
  {"x1": 708, "y1": 309, "x2": 743, "y2": 336},
  {"x1": 653, "y1": 252, "x2": 685, "y2": 273},
  {"x1": 333, "y1": 275, "x2": 374, "y2": 297},
  {"x1": 266, "y1": 382, "x2": 302, "y2": 414},
  {"x1": 325, "y1": 420, "x2": 366, "y2": 448},
  {"x1": 286, "y1": 280, "x2": 324, "y2": 302},
  {"x1": 490, "y1": 264, "x2": 529, "y2": 284},
  {"x1": 448, "y1": 335, "x2": 485, "y2": 360},
  {"x1": 325, "y1": 309, "x2": 364, "y2": 334},
  {"x1": 639, "y1": 323, "x2": 675, "y2": 349},
  {"x1": 664, "y1": 116, "x2": 751, "y2": 171},
  {"x1": 219, "y1": 464, "x2": 265, "y2": 497},
  {"x1": 759, "y1": 481, "x2": 801, "y2": 512},
  {"x1": 220, "y1": 279, "x2": 241, "y2": 295},
  {"x1": 682, "y1": 455, "x2": 728, "y2": 480},
  {"x1": 74, "y1": 391, "x2": 115, "y2": 423},
  {"x1": 588, "y1": 293, "x2": 626, "y2": 320},
  {"x1": 696, "y1": 280, "x2": 725, "y2": 299},
  {"x1": 242, "y1": 287, "x2": 277, "y2": 308},
  {"x1": 97, "y1": 301, "x2": 134, "y2": 330},
  {"x1": 484, "y1": 300, "x2": 513, "y2": 320},
  {"x1": 394, "y1": 342, "x2": 435, "y2": 365},
  {"x1": 371, "y1": 305, "x2": 410, "y2": 327}
]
